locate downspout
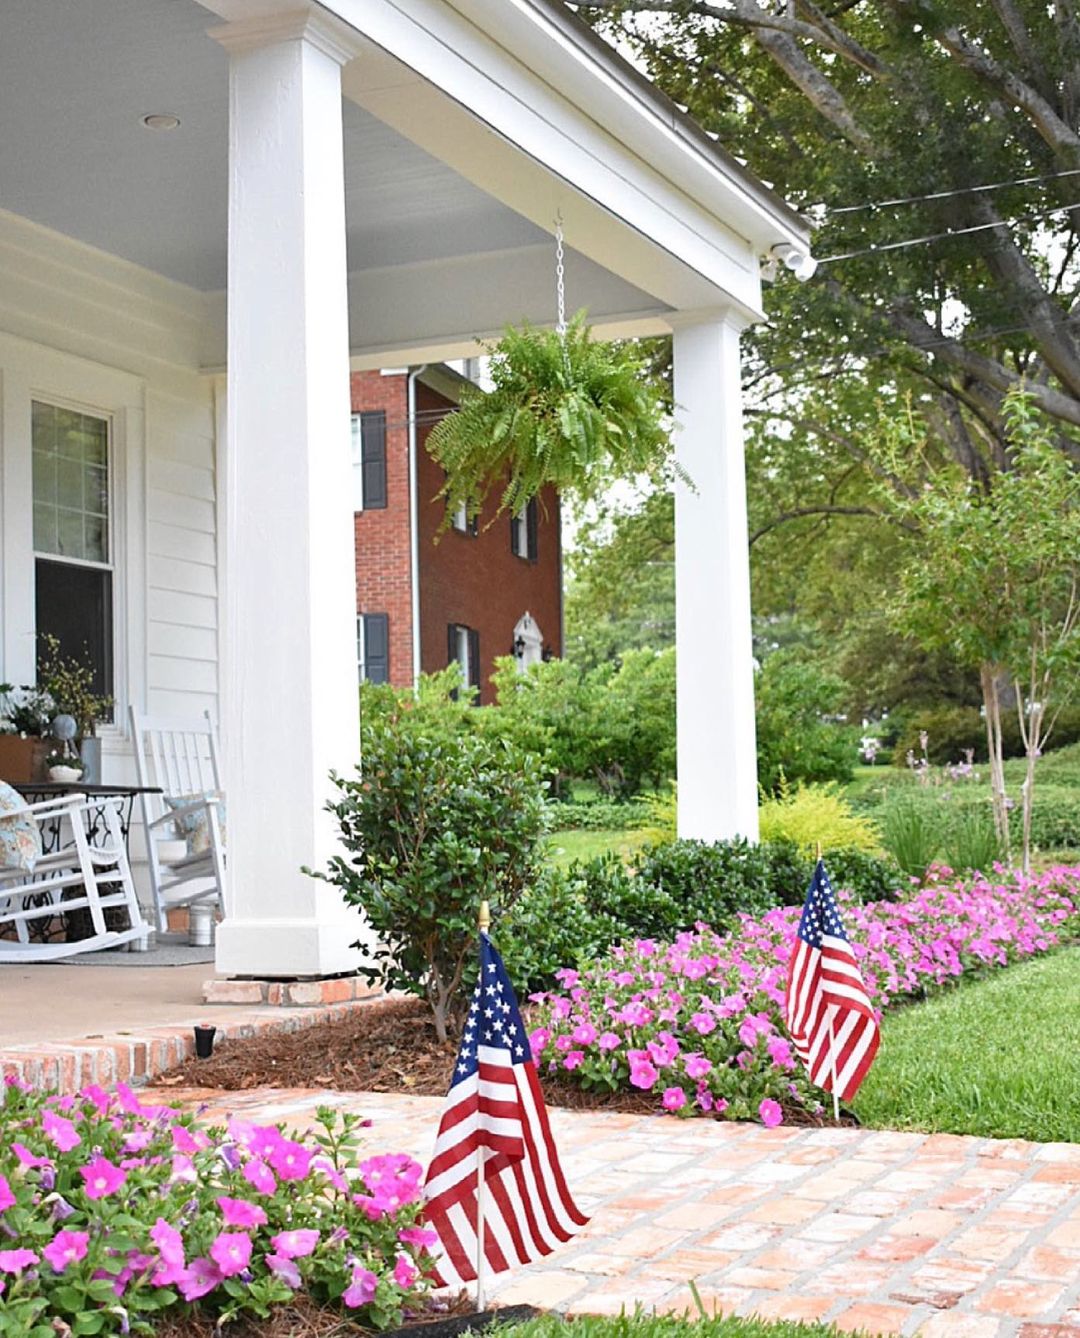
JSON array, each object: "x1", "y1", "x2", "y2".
[{"x1": 406, "y1": 366, "x2": 428, "y2": 689}]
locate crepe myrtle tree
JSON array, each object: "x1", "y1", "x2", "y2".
[
  {"x1": 313, "y1": 671, "x2": 548, "y2": 1043},
  {"x1": 878, "y1": 388, "x2": 1080, "y2": 870}
]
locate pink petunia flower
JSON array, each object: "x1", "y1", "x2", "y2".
[
  {"x1": 0, "y1": 1248, "x2": 39, "y2": 1274},
  {"x1": 571, "y1": 1022, "x2": 597, "y2": 1046},
  {"x1": 217, "y1": 1196, "x2": 268, "y2": 1228},
  {"x1": 79, "y1": 1155, "x2": 127, "y2": 1200},
  {"x1": 683, "y1": 1053, "x2": 713, "y2": 1080},
  {"x1": 629, "y1": 1058, "x2": 659, "y2": 1091},
  {"x1": 177, "y1": 1257, "x2": 222, "y2": 1301},
  {"x1": 0, "y1": 1175, "x2": 15, "y2": 1213},
  {"x1": 242, "y1": 1159, "x2": 277, "y2": 1195},
  {"x1": 398, "y1": 1226, "x2": 439, "y2": 1248},
  {"x1": 268, "y1": 1138, "x2": 312, "y2": 1182},
  {"x1": 42, "y1": 1110, "x2": 81, "y2": 1153},
  {"x1": 209, "y1": 1231, "x2": 252, "y2": 1278},
  {"x1": 563, "y1": 1050, "x2": 585, "y2": 1070},
  {"x1": 343, "y1": 1265, "x2": 379, "y2": 1308},
  {"x1": 12, "y1": 1143, "x2": 50, "y2": 1170},
  {"x1": 266, "y1": 1252, "x2": 301, "y2": 1288},
  {"x1": 758, "y1": 1098, "x2": 783, "y2": 1128},
  {"x1": 270, "y1": 1229, "x2": 320, "y2": 1260},
  {"x1": 662, "y1": 1087, "x2": 687, "y2": 1112},
  {"x1": 43, "y1": 1230, "x2": 89, "y2": 1273},
  {"x1": 394, "y1": 1254, "x2": 419, "y2": 1288},
  {"x1": 598, "y1": 1032, "x2": 621, "y2": 1051}
]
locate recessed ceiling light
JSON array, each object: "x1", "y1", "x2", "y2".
[{"x1": 141, "y1": 113, "x2": 181, "y2": 131}]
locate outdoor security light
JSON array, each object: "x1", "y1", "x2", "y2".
[{"x1": 770, "y1": 242, "x2": 818, "y2": 282}]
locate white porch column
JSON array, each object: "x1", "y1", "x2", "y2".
[
  {"x1": 212, "y1": 11, "x2": 361, "y2": 977},
  {"x1": 672, "y1": 315, "x2": 759, "y2": 842}
]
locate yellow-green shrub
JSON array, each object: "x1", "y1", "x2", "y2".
[{"x1": 758, "y1": 775, "x2": 882, "y2": 854}]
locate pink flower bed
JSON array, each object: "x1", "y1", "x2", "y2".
[
  {"x1": 528, "y1": 865, "x2": 1080, "y2": 1124},
  {"x1": 0, "y1": 1079, "x2": 436, "y2": 1334}
]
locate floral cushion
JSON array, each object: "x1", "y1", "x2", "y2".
[
  {"x1": 0, "y1": 780, "x2": 42, "y2": 872},
  {"x1": 164, "y1": 793, "x2": 226, "y2": 859}
]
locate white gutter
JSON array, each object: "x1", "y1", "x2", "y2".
[{"x1": 407, "y1": 365, "x2": 427, "y2": 688}]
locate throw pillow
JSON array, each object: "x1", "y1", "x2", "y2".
[
  {"x1": 164, "y1": 793, "x2": 227, "y2": 859},
  {"x1": 0, "y1": 779, "x2": 42, "y2": 872}
]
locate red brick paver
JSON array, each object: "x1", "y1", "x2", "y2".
[{"x1": 168, "y1": 1088, "x2": 1080, "y2": 1335}]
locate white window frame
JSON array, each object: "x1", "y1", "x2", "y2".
[{"x1": 0, "y1": 333, "x2": 144, "y2": 748}]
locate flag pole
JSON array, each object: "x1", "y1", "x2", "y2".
[
  {"x1": 817, "y1": 842, "x2": 841, "y2": 1126},
  {"x1": 475, "y1": 899, "x2": 490, "y2": 1313}
]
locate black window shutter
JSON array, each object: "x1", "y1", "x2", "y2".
[
  {"x1": 360, "y1": 411, "x2": 387, "y2": 509},
  {"x1": 468, "y1": 628, "x2": 481, "y2": 691},
  {"x1": 468, "y1": 511, "x2": 479, "y2": 537},
  {"x1": 363, "y1": 613, "x2": 390, "y2": 684},
  {"x1": 447, "y1": 623, "x2": 458, "y2": 667},
  {"x1": 510, "y1": 511, "x2": 522, "y2": 556},
  {"x1": 526, "y1": 498, "x2": 539, "y2": 562}
]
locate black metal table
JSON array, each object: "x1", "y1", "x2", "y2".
[{"x1": 12, "y1": 783, "x2": 161, "y2": 852}]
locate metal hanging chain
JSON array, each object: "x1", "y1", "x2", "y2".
[{"x1": 554, "y1": 211, "x2": 567, "y2": 336}]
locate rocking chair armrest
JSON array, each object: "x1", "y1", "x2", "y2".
[
  {"x1": 147, "y1": 795, "x2": 222, "y2": 829},
  {"x1": 2, "y1": 793, "x2": 86, "y2": 821}
]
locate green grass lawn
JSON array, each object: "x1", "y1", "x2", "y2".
[
  {"x1": 852, "y1": 946, "x2": 1080, "y2": 1142},
  {"x1": 497, "y1": 1315, "x2": 838, "y2": 1338},
  {"x1": 546, "y1": 828, "x2": 652, "y2": 867}
]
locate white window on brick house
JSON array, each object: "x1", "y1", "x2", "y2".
[
  {"x1": 510, "y1": 498, "x2": 538, "y2": 560},
  {"x1": 357, "y1": 612, "x2": 390, "y2": 684},
  {"x1": 351, "y1": 411, "x2": 387, "y2": 511},
  {"x1": 448, "y1": 622, "x2": 480, "y2": 696},
  {"x1": 32, "y1": 400, "x2": 114, "y2": 709}
]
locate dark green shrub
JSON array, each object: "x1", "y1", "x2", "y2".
[
  {"x1": 318, "y1": 683, "x2": 547, "y2": 1041},
  {"x1": 636, "y1": 837, "x2": 777, "y2": 923},
  {"x1": 894, "y1": 705, "x2": 1080, "y2": 765},
  {"x1": 547, "y1": 797, "x2": 653, "y2": 831},
  {"x1": 824, "y1": 845, "x2": 907, "y2": 900}
]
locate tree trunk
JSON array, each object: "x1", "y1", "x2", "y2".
[{"x1": 980, "y1": 663, "x2": 1012, "y2": 862}]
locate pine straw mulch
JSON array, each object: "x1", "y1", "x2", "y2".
[
  {"x1": 155, "y1": 996, "x2": 655, "y2": 1115},
  {"x1": 152, "y1": 995, "x2": 856, "y2": 1126}
]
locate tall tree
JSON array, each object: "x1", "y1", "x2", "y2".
[{"x1": 569, "y1": 0, "x2": 1080, "y2": 487}]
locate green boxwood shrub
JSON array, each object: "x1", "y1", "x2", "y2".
[
  {"x1": 547, "y1": 797, "x2": 653, "y2": 831},
  {"x1": 500, "y1": 837, "x2": 907, "y2": 994}
]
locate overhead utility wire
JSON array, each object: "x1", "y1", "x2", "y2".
[
  {"x1": 819, "y1": 199, "x2": 1080, "y2": 263},
  {"x1": 825, "y1": 167, "x2": 1080, "y2": 215}
]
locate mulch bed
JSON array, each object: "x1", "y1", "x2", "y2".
[{"x1": 152, "y1": 996, "x2": 857, "y2": 1125}]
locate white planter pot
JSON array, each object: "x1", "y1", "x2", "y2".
[{"x1": 48, "y1": 765, "x2": 84, "y2": 783}]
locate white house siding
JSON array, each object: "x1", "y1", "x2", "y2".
[{"x1": 0, "y1": 209, "x2": 219, "y2": 821}]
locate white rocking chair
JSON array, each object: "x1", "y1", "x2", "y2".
[
  {"x1": 0, "y1": 794, "x2": 149, "y2": 961},
  {"x1": 129, "y1": 707, "x2": 227, "y2": 933}
]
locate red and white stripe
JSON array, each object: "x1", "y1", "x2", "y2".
[
  {"x1": 786, "y1": 932, "x2": 879, "y2": 1102},
  {"x1": 423, "y1": 1046, "x2": 588, "y2": 1287}
]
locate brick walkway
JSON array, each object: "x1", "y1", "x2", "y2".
[{"x1": 176, "y1": 1086, "x2": 1080, "y2": 1338}]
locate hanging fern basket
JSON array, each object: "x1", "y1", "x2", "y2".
[{"x1": 426, "y1": 311, "x2": 671, "y2": 527}]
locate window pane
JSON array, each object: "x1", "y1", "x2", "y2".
[
  {"x1": 31, "y1": 402, "x2": 109, "y2": 563},
  {"x1": 35, "y1": 558, "x2": 113, "y2": 708},
  {"x1": 33, "y1": 504, "x2": 57, "y2": 553},
  {"x1": 57, "y1": 508, "x2": 85, "y2": 560}
]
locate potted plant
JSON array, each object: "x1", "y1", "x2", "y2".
[
  {"x1": 44, "y1": 748, "x2": 85, "y2": 784},
  {"x1": 36, "y1": 635, "x2": 112, "y2": 783},
  {"x1": 426, "y1": 311, "x2": 672, "y2": 528},
  {"x1": 0, "y1": 683, "x2": 55, "y2": 782}
]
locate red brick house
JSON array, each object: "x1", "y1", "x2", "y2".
[{"x1": 351, "y1": 366, "x2": 562, "y2": 705}]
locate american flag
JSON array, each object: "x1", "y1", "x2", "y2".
[
  {"x1": 785, "y1": 859, "x2": 880, "y2": 1103},
  {"x1": 421, "y1": 932, "x2": 588, "y2": 1287}
]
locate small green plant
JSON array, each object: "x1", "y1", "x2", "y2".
[
  {"x1": 881, "y1": 792, "x2": 940, "y2": 880},
  {"x1": 37, "y1": 633, "x2": 112, "y2": 734},
  {"x1": 943, "y1": 802, "x2": 1001, "y2": 874},
  {"x1": 427, "y1": 312, "x2": 672, "y2": 525},
  {"x1": 316, "y1": 672, "x2": 547, "y2": 1042},
  {"x1": 758, "y1": 776, "x2": 882, "y2": 854}
]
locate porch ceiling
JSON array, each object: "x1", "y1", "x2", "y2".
[{"x1": 0, "y1": 0, "x2": 670, "y2": 362}]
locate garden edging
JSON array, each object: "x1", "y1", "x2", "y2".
[{"x1": 0, "y1": 995, "x2": 385, "y2": 1095}]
